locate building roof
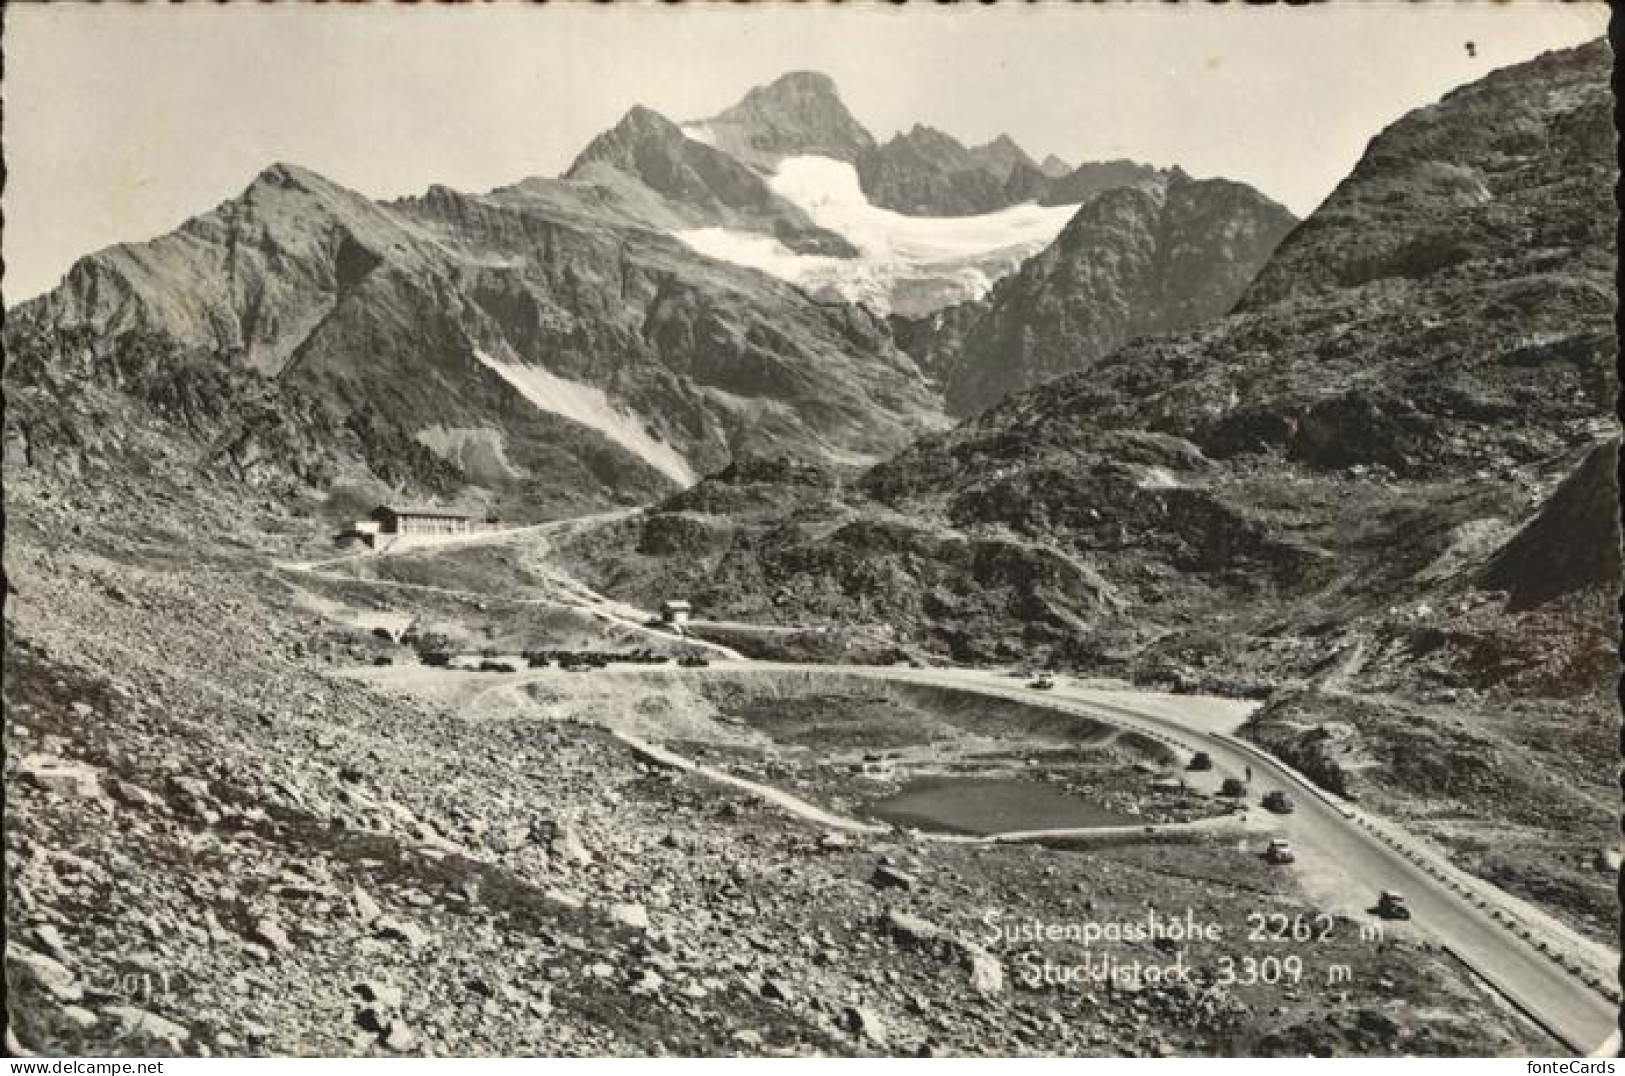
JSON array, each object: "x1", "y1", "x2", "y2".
[
  {"x1": 372, "y1": 504, "x2": 473, "y2": 519},
  {"x1": 661, "y1": 600, "x2": 693, "y2": 610}
]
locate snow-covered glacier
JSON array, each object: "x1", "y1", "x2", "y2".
[{"x1": 674, "y1": 156, "x2": 1078, "y2": 316}]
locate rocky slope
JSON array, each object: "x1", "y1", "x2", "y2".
[
  {"x1": 2, "y1": 472, "x2": 1558, "y2": 1056},
  {"x1": 554, "y1": 40, "x2": 1619, "y2": 940},
  {"x1": 5, "y1": 161, "x2": 944, "y2": 518},
  {"x1": 934, "y1": 170, "x2": 1298, "y2": 415}
]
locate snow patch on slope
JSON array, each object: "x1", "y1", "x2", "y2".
[
  {"x1": 472, "y1": 350, "x2": 697, "y2": 487},
  {"x1": 673, "y1": 155, "x2": 1079, "y2": 315},
  {"x1": 680, "y1": 122, "x2": 717, "y2": 146}
]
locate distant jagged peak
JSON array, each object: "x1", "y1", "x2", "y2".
[
  {"x1": 611, "y1": 103, "x2": 683, "y2": 135},
  {"x1": 564, "y1": 104, "x2": 697, "y2": 179},
  {"x1": 234, "y1": 161, "x2": 385, "y2": 211},
  {"x1": 978, "y1": 132, "x2": 1024, "y2": 152},
  {"x1": 1039, "y1": 153, "x2": 1073, "y2": 179},
  {"x1": 225, "y1": 161, "x2": 425, "y2": 246},
  {"x1": 893, "y1": 122, "x2": 962, "y2": 147},
  {"x1": 738, "y1": 69, "x2": 845, "y2": 104},
  {"x1": 695, "y1": 69, "x2": 876, "y2": 166},
  {"x1": 571, "y1": 104, "x2": 685, "y2": 159},
  {"x1": 968, "y1": 133, "x2": 1038, "y2": 180},
  {"x1": 1035, "y1": 157, "x2": 1172, "y2": 207}
]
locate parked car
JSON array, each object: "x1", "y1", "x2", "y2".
[
  {"x1": 678, "y1": 654, "x2": 711, "y2": 668},
  {"x1": 1186, "y1": 751, "x2": 1214, "y2": 772},
  {"x1": 1262, "y1": 790, "x2": 1295, "y2": 814},
  {"x1": 1376, "y1": 890, "x2": 1411, "y2": 920},
  {"x1": 1264, "y1": 838, "x2": 1296, "y2": 864},
  {"x1": 1219, "y1": 777, "x2": 1248, "y2": 799}
]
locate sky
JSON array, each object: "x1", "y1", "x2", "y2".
[{"x1": 2, "y1": 2, "x2": 1609, "y2": 303}]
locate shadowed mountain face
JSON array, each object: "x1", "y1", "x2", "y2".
[
  {"x1": 932, "y1": 172, "x2": 1298, "y2": 415},
  {"x1": 4, "y1": 162, "x2": 945, "y2": 517}
]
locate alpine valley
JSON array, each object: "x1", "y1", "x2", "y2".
[{"x1": 4, "y1": 38, "x2": 1617, "y2": 1060}]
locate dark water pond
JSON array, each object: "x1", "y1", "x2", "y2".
[{"x1": 867, "y1": 776, "x2": 1135, "y2": 835}]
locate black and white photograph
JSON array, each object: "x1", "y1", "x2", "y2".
[{"x1": 2, "y1": 1, "x2": 1618, "y2": 1061}]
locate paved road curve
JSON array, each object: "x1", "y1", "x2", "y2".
[{"x1": 701, "y1": 661, "x2": 1618, "y2": 1053}]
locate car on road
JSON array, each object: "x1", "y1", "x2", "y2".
[
  {"x1": 1376, "y1": 890, "x2": 1411, "y2": 919},
  {"x1": 678, "y1": 655, "x2": 711, "y2": 668},
  {"x1": 1219, "y1": 777, "x2": 1248, "y2": 799},
  {"x1": 1262, "y1": 790, "x2": 1295, "y2": 814},
  {"x1": 1186, "y1": 751, "x2": 1214, "y2": 772},
  {"x1": 1029, "y1": 672, "x2": 1055, "y2": 690},
  {"x1": 1264, "y1": 838, "x2": 1295, "y2": 864}
]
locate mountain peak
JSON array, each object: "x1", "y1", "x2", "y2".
[
  {"x1": 565, "y1": 105, "x2": 689, "y2": 179},
  {"x1": 612, "y1": 104, "x2": 682, "y2": 136},
  {"x1": 902, "y1": 122, "x2": 953, "y2": 142},
  {"x1": 1039, "y1": 154, "x2": 1072, "y2": 178},
  {"x1": 246, "y1": 161, "x2": 340, "y2": 196},
  {"x1": 696, "y1": 70, "x2": 876, "y2": 167},
  {"x1": 752, "y1": 70, "x2": 842, "y2": 100}
]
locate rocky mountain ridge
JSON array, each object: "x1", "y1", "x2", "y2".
[
  {"x1": 7, "y1": 68, "x2": 1300, "y2": 517},
  {"x1": 680, "y1": 71, "x2": 1210, "y2": 218},
  {"x1": 5, "y1": 160, "x2": 944, "y2": 518}
]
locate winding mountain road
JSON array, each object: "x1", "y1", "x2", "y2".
[
  {"x1": 591, "y1": 660, "x2": 1619, "y2": 1053},
  {"x1": 297, "y1": 516, "x2": 1619, "y2": 1052},
  {"x1": 850, "y1": 664, "x2": 1619, "y2": 1053}
]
